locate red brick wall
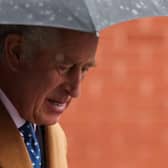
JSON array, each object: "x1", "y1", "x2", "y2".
[{"x1": 61, "y1": 16, "x2": 168, "y2": 168}]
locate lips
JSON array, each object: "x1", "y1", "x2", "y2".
[{"x1": 46, "y1": 98, "x2": 67, "y2": 114}]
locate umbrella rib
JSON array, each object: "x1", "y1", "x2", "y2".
[
  {"x1": 59, "y1": 1, "x2": 95, "y2": 32},
  {"x1": 82, "y1": 0, "x2": 97, "y2": 32}
]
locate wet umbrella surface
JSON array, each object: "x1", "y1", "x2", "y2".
[{"x1": 0, "y1": 0, "x2": 167, "y2": 32}]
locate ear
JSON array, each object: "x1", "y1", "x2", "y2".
[{"x1": 4, "y1": 34, "x2": 23, "y2": 72}]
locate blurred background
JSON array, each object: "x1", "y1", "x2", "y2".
[{"x1": 61, "y1": 16, "x2": 168, "y2": 168}]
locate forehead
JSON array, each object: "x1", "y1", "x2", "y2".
[
  {"x1": 60, "y1": 29, "x2": 98, "y2": 45},
  {"x1": 62, "y1": 30, "x2": 98, "y2": 61},
  {"x1": 47, "y1": 29, "x2": 98, "y2": 64}
]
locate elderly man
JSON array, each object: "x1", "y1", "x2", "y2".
[{"x1": 0, "y1": 25, "x2": 98, "y2": 168}]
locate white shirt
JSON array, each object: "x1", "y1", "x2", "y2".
[{"x1": 0, "y1": 88, "x2": 25, "y2": 128}]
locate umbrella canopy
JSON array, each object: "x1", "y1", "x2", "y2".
[{"x1": 0, "y1": 0, "x2": 167, "y2": 32}]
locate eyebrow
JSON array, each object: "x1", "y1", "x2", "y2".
[
  {"x1": 87, "y1": 61, "x2": 96, "y2": 67},
  {"x1": 55, "y1": 53, "x2": 96, "y2": 67},
  {"x1": 61, "y1": 61, "x2": 96, "y2": 68}
]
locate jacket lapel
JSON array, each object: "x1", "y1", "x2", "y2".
[
  {"x1": 44, "y1": 124, "x2": 68, "y2": 168},
  {"x1": 0, "y1": 102, "x2": 32, "y2": 168},
  {"x1": 0, "y1": 100, "x2": 67, "y2": 168}
]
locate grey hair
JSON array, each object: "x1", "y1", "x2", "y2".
[{"x1": 0, "y1": 25, "x2": 61, "y2": 60}]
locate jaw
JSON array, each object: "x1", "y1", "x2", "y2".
[{"x1": 32, "y1": 99, "x2": 71, "y2": 125}]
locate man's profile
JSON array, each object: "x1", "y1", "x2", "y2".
[{"x1": 0, "y1": 25, "x2": 98, "y2": 168}]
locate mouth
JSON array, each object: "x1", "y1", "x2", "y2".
[{"x1": 46, "y1": 99, "x2": 67, "y2": 114}]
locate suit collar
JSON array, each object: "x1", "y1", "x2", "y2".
[
  {"x1": 0, "y1": 101, "x2": 32, "y2": 168},
  {"x1": 0, "y1": 100, "x2": 67, "y2": 168},
  {"x1": 0, "y1": 89, "x2": 25, "y2": 128}
]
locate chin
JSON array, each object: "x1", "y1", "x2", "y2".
[
  {"x1": 45, "y1": 120, "x2": 59, "y2": 126},
  {"x1": 38, "y1": 116, "x2": 61, "y2": 126}
]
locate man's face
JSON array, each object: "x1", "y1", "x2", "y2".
[{"x1": 13, "y1": 30, "x2": 98, "y2": 125}]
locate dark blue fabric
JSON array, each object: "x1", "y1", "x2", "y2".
[
  {"x1": 19, "y1": 122, "x2": 41, "y2": 168},
  {"x1": 36, "y1": 126, "x2": 46, "y2": 168}
]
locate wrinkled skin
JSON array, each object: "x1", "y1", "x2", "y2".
[{"x1": 0, "y1": 29, "x2": 98, "y2": 125}]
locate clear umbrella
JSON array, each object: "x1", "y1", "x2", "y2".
[{"x1": 0, "y1": 0, "x2": 167, "y2": 32}]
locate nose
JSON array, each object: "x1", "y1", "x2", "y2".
[{"x1": 65, "y1": 68, "x2": 82, "y2": 98}]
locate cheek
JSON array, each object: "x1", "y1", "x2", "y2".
[
  {"x1": 45, "y1": 70, "x2": 63, "y2": 86},
  {"x1": 36, "y1": 70, "x2": 63, "y2": 94},
  {"x1": 31, "y1": 72, "x2": 62, "y2": 110},
  {"x1": 22, "y1": 69, "x2": 63, "y2": 107}
]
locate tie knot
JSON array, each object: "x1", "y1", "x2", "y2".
[{"x1": 19, "y1": 121, "x2": 35, "y2": 139}]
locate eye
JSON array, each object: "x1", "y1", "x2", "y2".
[
  {"x1": 57, "y1": 64, "x2": 73, "y2": 74},
  {"x1": 81, "y1": 65, "x2": 90, "y2": 73}
]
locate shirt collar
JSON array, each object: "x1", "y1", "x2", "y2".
[{"x1": 0, "y1": 88, "x2": 25, "y2": 128}]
